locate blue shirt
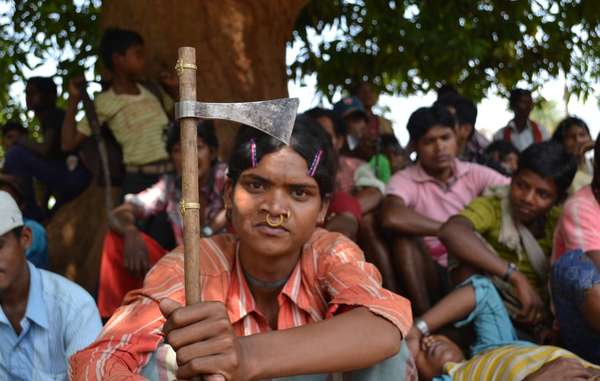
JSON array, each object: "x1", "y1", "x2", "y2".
[
  {"x1": 0, "y1": 262, "x2": 102, "y2": 381},
  {"x1": 24, "y1": 218, "x2": 49, "y2": 269}
]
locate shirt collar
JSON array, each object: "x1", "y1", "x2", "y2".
[
  {"x1": 23, "y1": 261, "x2": 49, "y2": 329},
  {"x1": 507, "y1": 119, "x2": 532, "y2": 132},
  {"x1": 410, "y1": 159, "x2": 469, "y2": 184},
  {"x1": 226, "y1": 243, "x2": 313, "y2": 325},
  {"x1": 0, "y1": 261, "x2": 48, "y2": 330}
]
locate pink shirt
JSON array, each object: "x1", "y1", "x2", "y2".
[
  {"x1": 385, "y1": 159, "x2": 510, "y2": 266},
  {"x1": 552, "y1": 185, "x2": 600, "y2": 262}
]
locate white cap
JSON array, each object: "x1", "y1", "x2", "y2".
[{"x1": 0, "y1": 191, "x2": 23, "y2": 236}]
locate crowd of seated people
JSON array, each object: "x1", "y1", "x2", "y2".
[{"x1": 1, "y1": 25, "x2": 599, "y2": 381}]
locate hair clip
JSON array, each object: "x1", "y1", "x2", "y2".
[
  {"x1": 308, "y1": 149, "x2": 323, "y2": 177},
  {"x1": 250, "y1": 138, "x2": 257, "y2": 167}
]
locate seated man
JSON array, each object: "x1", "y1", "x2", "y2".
[
  {"x1": 382, "y1": 105, "x2": 509, "y2": 315},
  {"x1": 551, "y1": 136, "x2": 600, "y2": 363},
  {"x1": 439, "y1": 142, "x2": 577, "y2": 337},
  {"x1": 407, "y1": 275, "x2": 600, "y2": 381},
  {"x1": 0, "y1": 191, "x2": 101, "y2": 380},
  {"x1": 0, "y1": 175, "x2": 48, "y2": 269},
  {"x1": 2, "y1": 77, "x2": 90, "y2": 218}
]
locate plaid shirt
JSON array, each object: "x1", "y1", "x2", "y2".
[
  {"x1": 69, "y1": 229, "x2": 413, "y2": 380},
  {"x1": 126, "y1": 162, "x2": 227, "y2": 245}
]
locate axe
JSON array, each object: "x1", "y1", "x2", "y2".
[{"x1": 174, "y1": 47, "x2": 298, "y2": 376}]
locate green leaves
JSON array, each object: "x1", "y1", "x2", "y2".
[
  {"x1": 292, "y1": 0, "x2": 600, "y2": 101},
  {"x1": 0, "y1": 0, "x2": 100, "y2": 124}
]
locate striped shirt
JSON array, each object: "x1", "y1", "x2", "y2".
[
  {"x1": 77, "y1": 84, "x2": 168, "y2": 165},
  {"x1": 69, "y1": 229, "x2": 412, "y2": 380},
  {"x1": 553, "y1": 185, "x2": 600, "y2": 262},
  {"x1": 438, "y1": 344, "x2": 600, "y2": 381}
]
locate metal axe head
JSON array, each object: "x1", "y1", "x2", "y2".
[{"x1": 175, "y1": 98, "x2": 300, "y2": 145}]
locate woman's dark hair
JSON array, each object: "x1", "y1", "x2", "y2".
[
  {"x1": 228, "y1": 115, "x2": 337, "y2": 199},
  {"x1": 509, "y1": 88, "x2": 532, "y2": 111},
  {"x1": 516, "y1": 141, "x2": 577, "y2": 202},
  {"x1": 551, "y1": 116, "x2": 590, "y2": 144},
  {"x1": 166, "y1": 120, "x2": 218, "y2": 154},
  {"x1": 592, "y1": 132, "x2": 600, "y2": 203},
  {"x1": 99, "y1": 28, "x2": 144, "y2": 70},
  {"x1": 407, "y1": 104, "x2": 456, "y2": 143}
]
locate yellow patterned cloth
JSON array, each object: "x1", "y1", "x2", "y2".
[
  {"x1": 77, "y1": 84, "x2": 168, "y2": 165},
  {"x1": 444, "y1": 344, "x2": 600, "y2": 381}
]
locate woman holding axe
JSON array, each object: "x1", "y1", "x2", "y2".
[{"x1": 70, "y1": 119, "x2": 415, "y2": 380}]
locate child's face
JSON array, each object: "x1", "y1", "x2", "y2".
[
  {"x1": 345, "y1": 113, "x2": 367, "y2": 139},
  {"x1": 510, "y1": 168, "x2": 558, "y2": 224},
  {"x1": 563, "y1": 125, "x2": 591, "y2": 157},
  {"x1": 501, "y1": 152, "x2": 519, "y2": 175},
  {"x1": 415, "y1": 335, "x2": 464, "y2": 381},
  {"x1": 170, "y1": 137, "x2": 214, "y2": 181},
  {"x1": 416, "y1": 125, "x2": 458, "y2": 174},
  {"x1": 226, "y1": 147, "x2": 329, "y2": 260},
  {"x1": 115, "y1": 44, "x2": 146, "y2": 78}
]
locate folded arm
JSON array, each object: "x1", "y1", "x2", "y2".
[{"x1": 381, "y1": 195, "x2": 441, "y2": 236}]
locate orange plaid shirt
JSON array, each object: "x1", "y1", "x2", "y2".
[{"x1": 69, "y1": 229, "x2": 412, "y2": 380}]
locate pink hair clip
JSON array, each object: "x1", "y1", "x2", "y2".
[
  {"x1": 308, "y1": 149, "x2": 323, "y2": 177},
  {"x1": 250, "y1": 138, "x2": 257, "y2": 167}
]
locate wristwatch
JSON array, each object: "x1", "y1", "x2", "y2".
[
  {"x1": 502, "y1": 262, "x2": 518, "y2": 282},
  {"x1": 414, "y1": 318, "x2": 430, "y2": 337}
]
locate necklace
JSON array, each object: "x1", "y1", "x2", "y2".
[{"x1": 243, "y1": 268, "x2": 290, "y2": 289}]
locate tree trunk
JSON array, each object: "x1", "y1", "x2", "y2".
[{"x1": 101, "y1": 0, "x2": 307, "y2": 158}]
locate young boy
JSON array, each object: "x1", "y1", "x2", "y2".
[
  {"x1": 1, "y1": 121, "x2": 27, "y2": 153},
  {"x1": 483, "y1": 140, "x2": 519, "y2": 176},
  {"x1": 382, "y1": 105, "x2": 509, "y2": 315},
  {"x1": 333, "y1": 96, "x2": 377, "y2": 161},
  {"x1": 0, "y1": 191, "x2": 101, "y2": 380},
  {"x1": 3, "y1": 77, "x2": 91, "y2": 218},
  {"x1": 493, "y1": 88, "x2": 549, "y2": 152},
  {"x1": 439, "y1": 141, "x2": 577, "y2": 333},
  {"x1": 62, "y1": 27, "x2": 171, "y2": 196}
]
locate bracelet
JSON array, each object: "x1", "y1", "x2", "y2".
[
  {"x1": 502, "y1": 262, "x2": 518, "y2": 282},
  {"x1": 414, "y1": 318, "x2": 430, "y2": 337}
]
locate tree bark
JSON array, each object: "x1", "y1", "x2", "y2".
[{"x1": 101, "y1": 0, "x2": 307, "y2": 158}]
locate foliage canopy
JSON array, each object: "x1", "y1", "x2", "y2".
[{"x1": 1, "y1": 0, "x2": 600, "y2": 125}]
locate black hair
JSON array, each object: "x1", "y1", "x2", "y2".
[
  {"x1": 380, "y1": 133, "x2": 402, "y2": 153},
  {"x1": 1, "y1": 121, "x2": 26, "y2": 137},
  {"x1": 407, "y1": 104, "x2": 456, "y2": 143},
  {"x1": 434, "y1": 93, "x2": 477, "y2": 136},
  {"x1": 228, "y1": 115, "x2": 337, "y2": 199},
  {"x1": 304, "y1": 107, "x2": 346, "y2": 137},
  {"x1": 551, "y1": 116, "x2": 591, "y2": 144},
  {"x1": 484, "y1": 140, "x2": 519, "y2": 161},
  {"x1": 349, "y1": 81, "x2": 369, "y2": 96},
  {"x1": 509, "y1": 88, "x2": 532, "y2": 110},
  {"x1": 99, "y1": 27, "x2": 144, "y2": 70},
  {"x1": 27, "y1": 77, "x2": 57, "y2": 102},
  {"x1": 516, "y1": 141, "x2": 577, "y2": 202},
  {"x1": 166, "y1": 119, "x2": 218, "y2": 154},
  {"x1": 436, "y1": 84, "x2": 459, "y2": 99}
]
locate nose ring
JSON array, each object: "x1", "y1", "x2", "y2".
[{"x1": 265, "y1": 211, "x2": 290, "y2": 228}]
